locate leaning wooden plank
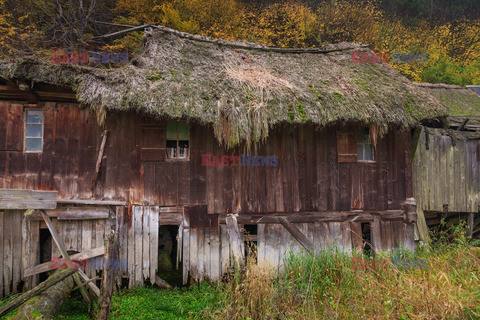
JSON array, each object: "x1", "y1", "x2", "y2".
[
  {"x1": 24, "y1": 246, "x2": 105, "y2": 278},
  {"x1": 0, "y1": 189, "x2": 57, "y2": 209},
  {"x1": 225, "y1": 214, "x2": 244, "y2": 269},
  {"x1": 39, "y1": 210, "x2": 98, "y2": 301},
  {"x1": 91, "y1": 130, "x2": 108, "y2": 192},
  {"x1": 154, "y1": 275, "x2": 172, "y2": 290},
  {"x1": 278, "y1": 217, "x2": 314, "y2": 254},
  {"x1": 0, "y1": 268, "x2": 77, "y2": 317}
]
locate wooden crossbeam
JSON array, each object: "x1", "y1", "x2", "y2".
[
  {"x1": 278, "y1": 217, "x2": 314, "y2": 254},
  {"x1": 0, "y1": 189, "x2": 57, "y2": 209},
  {"x1": 24, "y1": 246, "x2": 105, "y2": 278}
]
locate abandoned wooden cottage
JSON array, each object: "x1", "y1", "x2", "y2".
[
  {"x1": 412, "y1": 83, "x2": 480, "y2": 241},
  {"x1": 0, "y1": 27, "x2": 448, "y2": 297}
]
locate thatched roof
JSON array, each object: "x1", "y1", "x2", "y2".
[
  {"x1": 415, "y1": 83, "x2": 480, "y2": 130},
  {"x1": 0, "y1": 26, "x2": 448, "y2": 147},
  {"x1": 415, "y1": 83, "x2": 480, "y2": 118}
]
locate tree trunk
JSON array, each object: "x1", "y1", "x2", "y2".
[{"x1": 5, "y1": 270, "x2": 75, "y2": 319}]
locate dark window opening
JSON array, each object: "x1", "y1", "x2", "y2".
[
  {"x1": 361, "y1": 222, "x2": 373, "y2": 256},
  {"x1": 166, "y1": 121, "x2": 190, "y2": 160},
  {"x1": 243, "y1": 224, "x2": 258, "y2": 263}
]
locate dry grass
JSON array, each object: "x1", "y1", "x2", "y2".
[{"x1": 209, "y1": 229, "x2": 480, "y2": 319}]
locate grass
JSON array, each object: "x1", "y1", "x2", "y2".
[{"x1": 2, "y1": 221, "x2": 479, "y2": 319}]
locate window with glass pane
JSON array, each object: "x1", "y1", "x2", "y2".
[
  {"x1": 357, "y1": 128, "x2": 374, "y2": 161},
  {"x1": 25, "y1": 110, "x2": 43, "y2": 152},
  {"x1": 166, "y1": 121, "x2": 189, "y2": 159}
]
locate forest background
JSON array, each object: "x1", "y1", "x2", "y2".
[{"x1": 0, "y1": 0, "x2": 479, "y2": 86}]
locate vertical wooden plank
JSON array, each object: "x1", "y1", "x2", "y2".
[
  {"x1": 316, "y1": 129, "x2": 328, "y2": 211},
  {"x1": 0, "y1": 210, "x2": 4, "y2": 298},
  {"x1": 29, "y1": 220, "x2": 40, "y2": 288},
  {"x1": 21, "y1": 215, "x2": 29, "y2": 290},
  {"x1": 197, "y1": 228, "x2": 205, "y2": 281},
  {"x1": 370, "y1": 220, "x2": 382, "y2": 253},
  {"x1": 190, "y1": 124, "x2": 207, "y2": 205},
  {"x1": 182, "y1": 221, "x2": 190, "y2": 285},
  {"x1": 220, "y1": 224, "x2": 230, "y2": 275},
  {"x1": 282, "y1": 129, "x2": 293, "y2": 212},
  {"x1": 11, "y1": 211, "x2": 22, "y2": 293},
  {"x1": 189, "y1": 228, "x2": 198, "y2": 280},
  {"x1": 150, "y1": 206, "x2": 159, "y2": 284},
  {"x1": 328, "y1": 127, "x2": 339, "y2": 210},
  {"x1": 203, "y1": 228, "x2": 211, "y2": 280},
  {"x1": 380, "y1": 221, "x2": 393, "y2": 252},
  {"x1": 142, "y1": 207, "x2": 150, "y2": 282},
  {"x1": 210, "y1": 230, "x2": 220, "y2": 281},
  {"x1": 274, "y1": 132, "x2": 285, "y2": 212},
  {"x1": 128, "y1": 207, "x2": 135, "y2": 288},
  {"x1": 256, "y1": 224, "x2": 265, "y2": 267},
  {"x1": 3, "y1": 210, "x2": 12, "y2": 295},
  {"x1": 81, "y1": 220, "x2": 93, "y2": 278},
  {"x1": 134, "y1": 206, "x2": 144, "y2": 285}
]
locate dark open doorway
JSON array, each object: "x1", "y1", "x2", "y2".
[{"x1": 157, "y1": 225, "x2": 183, "y2": 287}]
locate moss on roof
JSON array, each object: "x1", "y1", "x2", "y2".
[
  {"x1": 0, "y1": 27, "x2": 448, "y2": 147},
  {"x1": 415, "y1": 83, "x2": 480, "y2": 118}
]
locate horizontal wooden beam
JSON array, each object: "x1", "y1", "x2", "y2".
[
  {"x1": 27, "y1": 207, "x2": 111, "y2": 221},
  {"x1": 0, "y1": 189, "x2": 57, "y2": 209},
  {"x1": 57, "y1": 199, "x2": 126, "y2": 206},
  {"x1": 24, "y1": 246, "x2": 105, "y2": 278},
  {"x1": 218, "y1": 210, "x2": 407, "y2": 224}
]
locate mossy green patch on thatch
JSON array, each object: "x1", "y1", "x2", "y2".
[
  {"x1": 415, "y1": 83, "x2": 480, "y2": 118},
  {"x1": 0, "y1": 27, "x2": 448, "y2": 147}
]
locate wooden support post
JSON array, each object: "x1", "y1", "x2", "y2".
[
  {"x1": 39, "y1": 210, "x2": 100, "y2": 301},
  {"x1": 97, "y1": 230, "x2": 118, "y2": 320},
  {"x1": 0, "y1": 269, "x2": 77, "y2": 317},
  {"x1": 278, "y1": 217, "x2": 314, "y2": 254},
  {"x1": 92, "y1": 130, "x2": 108, "y2": 192},
  {"x1": 225, "y1": 214, "x2": 244, "y2": 269},
  {"x1": 467, "y1": 212, "x2": 474, "y2": 237}
]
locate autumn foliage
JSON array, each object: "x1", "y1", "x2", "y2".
[{"x1": 0, "y1": 0, "x2": 479, "y2": 85}]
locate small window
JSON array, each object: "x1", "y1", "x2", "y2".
[
  {"x1": 357, "y1": 128, "x2": 374, "y2": 161},
  {"x1": 166, "y1": 121, "x2": 189, "y2": 159},
  {"x1": 25, "y1": 110, "x2": 43, "y2": 153}
]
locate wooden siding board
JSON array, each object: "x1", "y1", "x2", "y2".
[
  {"x1": 150, "y1": 206, "x2": 159, "y2": 285},
  {"x1": 3, "y1": 210, "x2": 12, "y2": 295},
  {"x1": 142, "y1": 207, "x2": 150, "y2": 282},
  {"x1": 0, "y1": 211, "x2": 3, "y2": 297},
  {"x1": 134, "y1": 206, "x2": 143, "y2": 285}
]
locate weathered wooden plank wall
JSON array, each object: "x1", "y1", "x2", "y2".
[
  {"x1": 413, "y1": 127, "x2": 480, "y2": 214},
  {"x1": 182, "y1": 219, "x2": 415, "y2": 282},
  {"x1": 125, "y1": 206, "x2": 159, "y2": 288},
  {"x1": 0, "y1": 102, "x2": 412, "y2": 215},
  {"x1": 0, "y1": 210, "x2": 24, "y2": 298}
]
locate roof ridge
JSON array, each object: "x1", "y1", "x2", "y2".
[{"x1": 149, "y1": 26, "x2": 369, "y2": 53}]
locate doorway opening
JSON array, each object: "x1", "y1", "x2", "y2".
[
  {"x1": 361, "y1": 222, "x2": 373, "y2": 256},
  {"x1": 157, "y1": 225, "x2": 183, "y2": 287}
]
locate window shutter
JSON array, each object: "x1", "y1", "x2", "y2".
[
  {"x1": 0, "y1": 103, "x2": 23, "y2": 151},
  {"x1": 141, "y1": 122, "x2": 165, "y2": 162},
  {"x1": 337, "y1": 132, "x2": 357, "y2": 162}
]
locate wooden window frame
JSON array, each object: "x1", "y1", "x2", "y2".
[
  {"x1": 166, "y1": 121, "x2": 190, "y2": 161},
  {"x1": 357, "y1": 129, "x2": 375, "y2": 163},
  {"x1": 24, "y1": 108, "x2": 44, "y2": 153}
]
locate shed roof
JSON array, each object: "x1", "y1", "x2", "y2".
[{"x1": 0, "y1": 26, "x2": 448, "y2": 147}]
